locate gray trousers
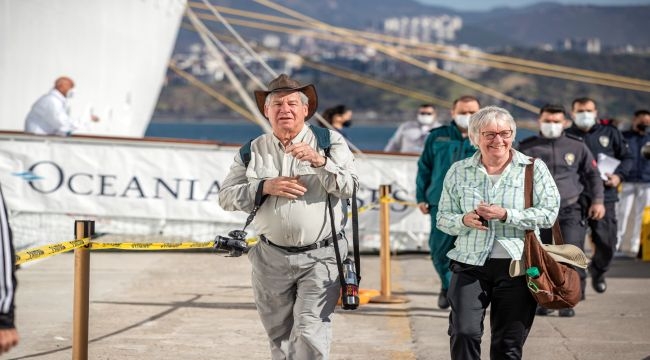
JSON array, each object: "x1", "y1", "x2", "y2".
[{"x1": 248, "y1": 237, "x2": 347, "y2": 360}]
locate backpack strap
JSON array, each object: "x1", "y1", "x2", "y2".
[
  {"x1": 239, "y1": 140, "x2": 253, "y2": 167},
  {"x1": 310, "y1": 125, "x2": 332, "y2": 158}
]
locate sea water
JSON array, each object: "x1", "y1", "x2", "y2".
[
  {"x1": 145, "y1": 121, "x2": 536, "y2": 151},
  {"x1": 145, "y1": 122, "x2": 399, "y2": 151}
]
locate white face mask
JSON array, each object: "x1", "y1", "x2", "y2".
[
  {"x1": 540, "y1": 122, "x2": 564, "y2": 139},
  {"x1": 574, "y1": 111, "x2": 596, "y2": 129},
  {"x1": 417, "y1": 114, "x2": 435, "y2": 125},
  {"x1": 454, "y1": 114, "x2": 471, "y2": 129}
]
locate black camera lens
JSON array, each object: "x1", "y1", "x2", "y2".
[{"x1": 228, "y1": 230, "x2": 247, "y2": 240}]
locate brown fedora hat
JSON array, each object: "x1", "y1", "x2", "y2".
[{"x1": 254, "y1": 74, "x2": 318, "y2": 120}]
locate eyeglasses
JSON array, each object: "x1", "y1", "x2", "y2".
[
  {"x1": 481, "y1": 130, "x2": 513, "y2": 140},
  {"x1": 419, "y1": 112, "x2": 434, "y2": 115}
]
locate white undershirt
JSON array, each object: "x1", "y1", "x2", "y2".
[{"x1": 488, "y1": 173, "x2": 511, "y2": 258}]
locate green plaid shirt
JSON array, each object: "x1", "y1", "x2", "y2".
[{"x1": 436, "y1": 150, "x2": 560, "y2": 266}]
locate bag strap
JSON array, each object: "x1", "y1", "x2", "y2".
[{"x1": 524, "y1": 159, "x2": 564, "y2": 245}]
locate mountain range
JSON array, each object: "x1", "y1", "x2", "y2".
[{"x1": 184, "y1": 1, "x2": 650, "y2": 49}]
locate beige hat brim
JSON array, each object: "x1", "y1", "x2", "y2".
[{"x1": 543, "y1": 244, "x2": 589, "y2": 269}]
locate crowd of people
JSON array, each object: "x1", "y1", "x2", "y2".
[
  {"x1": 218, "y1": 75, "x2": 647, "y2": 359},
  {"x1": 6, "y1": 73, "x2": 647, "y2": 359}
]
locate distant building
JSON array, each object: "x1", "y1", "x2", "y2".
[
  {"x1": 557, "y1": 37, "x2": 601, "y2": 54},
  {"x1": 383, "y1": 15, "x2": 462, "y2": 43}
]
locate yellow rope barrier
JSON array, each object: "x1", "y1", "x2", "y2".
[
  {"x1": 15, "y1": 237, "x2": 260, "y2": 265},
  {"x1": 88, "y1": 241, "x2": 215, "y2": 250},
  {"x1": 15, "y1": 198, "x2": 418, "y2": 265},
  {"x1": 15, "y1": 238, "x2": 90, "y2": 265}
]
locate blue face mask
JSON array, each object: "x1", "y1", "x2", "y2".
[{"x1": 342, "y1": 120, "x2": 352, "y2": 128}]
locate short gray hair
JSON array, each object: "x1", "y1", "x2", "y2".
[
  {"x1": 468, "y1": 106, "x2": 517, "y2": 146},
  {"x1": 264, "y1": 91, "x2": 309, "y2": 107}
]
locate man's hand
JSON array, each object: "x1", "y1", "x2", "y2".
[
  {"x1": 605, "y1": 173, "x2": 621, "y2": 187},
  {"x1": 285, "y1": 142, "x2": 326, "y2": 168},
  {"x1": 263, "y1": 176, "x2": 307, "y2": 199},
  {"x1": 418, "y1": 202, "x2": 429, "y2": 214},
  {"x1": 588, "y1": 203, "x2": 606, "y2": 220},
  {"x1": 0, "y1": 328, "x2": 19, "y2": 355}
]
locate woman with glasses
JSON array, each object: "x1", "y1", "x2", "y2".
[{"x1": 436, "y1": 106, "x2": 560, "y2": 360}]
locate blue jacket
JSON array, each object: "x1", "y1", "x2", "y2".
[
  {"x1": 621, "y1": 129, "x2": 650, "y2": 183},
  {"x1": 416, "y1": 123, "x2": 476, "y2": 208}
]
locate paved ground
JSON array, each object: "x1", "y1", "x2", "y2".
[{"x1": 7, "y1": 250, "x2": 650, "y2": 359}]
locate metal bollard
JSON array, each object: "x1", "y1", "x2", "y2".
[
  {"x1": 73, "y1": 220, "x2": 94, "y2": 360},
  {"x1": 370, "y1": 185, "x2": 407, "y2": 304}
]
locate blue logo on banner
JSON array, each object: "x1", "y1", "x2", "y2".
[{"x1": 12, "y1": 171, "x2": 43, "y2": 181}]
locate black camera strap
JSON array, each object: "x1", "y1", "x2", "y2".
[
  {"x1": 242, "y1": 180, "x2": 268, "y2": 232},
  {"x1": 327, "y1": 185, "x2": 361, "y2": 290}
]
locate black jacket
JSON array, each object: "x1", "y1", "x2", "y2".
[
  {"x1": 519, "y1": 133, "x2": 604, "y2": 208},
  {"x1": 565, "y1": 123, "x2": 633, "y2": 203}
]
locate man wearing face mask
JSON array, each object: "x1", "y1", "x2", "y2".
[
  {"x1": 384, "y1": 104, "x2": 442, "y2": 153},
  {"x1": 518, "y1": 104, "x2": 604, "y2": 317},
  {"x1": 565, "y1": 97, "x2": 633, "y2": 295},
  {"x1": 616, "y1": 110, "x2": 650, "y2": 258},
  {"x1": 24, "y1": 76, "x2": 100, "y2": 136},
  {"x1": 416, "y1": 95, "x2": 480, "y2": 309}
]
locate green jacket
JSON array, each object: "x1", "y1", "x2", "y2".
[{"x1": 416, "y1": 123, "x2": 476, "y2": 208}]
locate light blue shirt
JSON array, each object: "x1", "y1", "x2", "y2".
[{"x1": 437, "y1": 150, "x2": 560, "y2": 266}]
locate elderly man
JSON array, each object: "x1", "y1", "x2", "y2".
[
  {"x1": 24, "y1": 76, "x2": 99, "y2": 136},
  {"x1": 218, "y1": 74, "x2": 358, "y2": 360}
]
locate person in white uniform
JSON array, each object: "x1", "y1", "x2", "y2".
[
  {"x1": 218, "y1": 74, "x2": 358, "y2": 360},
  {"x1": 24, "y1": 76, "x2": 98, "y2": 135},
  {"x1": 384, "y1": 103, "x2": 443, "y2": 153}
]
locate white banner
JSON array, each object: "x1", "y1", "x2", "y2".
[
  {"x1": 0, "y1": 134, "x2": 430, "y2": 251},
  {"x1": 0, "y1": 136, "x2": 241, "y2": 223}
]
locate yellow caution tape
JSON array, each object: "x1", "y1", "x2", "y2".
[
  {"x1": 88, "y1": 241, "x2": 216, "y2": 250},
  {"x1": 15, "y1": 238, "x2": 90, "y2": 265}
]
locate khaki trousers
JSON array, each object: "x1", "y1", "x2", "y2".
[{"x1": 248, "y1": 237, "x2": 347, "y2": 360}]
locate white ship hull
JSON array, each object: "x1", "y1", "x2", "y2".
[{"x1": 0, "y1": 0, "x2": 186, "y2": 137}]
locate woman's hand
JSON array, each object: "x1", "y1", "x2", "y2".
[
  {"x1": 475, "y1": 202, "x2": 507, "y2": 221},
  {"x1": 462, "y1": 211, "x2": 489, "y2": 230}
]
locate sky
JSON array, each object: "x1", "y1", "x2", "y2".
[{"x1": 415, "y1": 0, "x2": 650, "y2": 11}]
